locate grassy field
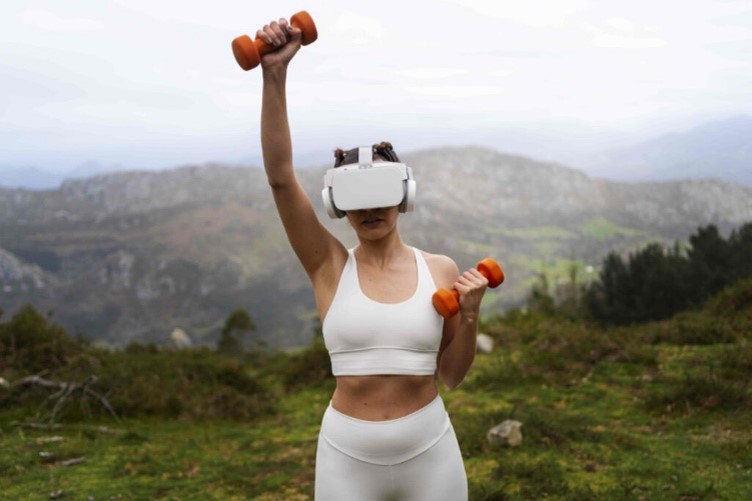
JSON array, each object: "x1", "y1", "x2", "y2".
[
  {"x1": 2, "y1": 282, "x2": 751, "y2": 500},
  {"x1": 2, "y1": 347, "x2": 750, "y2": 499}
]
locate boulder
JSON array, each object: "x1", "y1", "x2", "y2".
[
  {"x1": 170, "y1": 328, "x2": 192, "y2": 349},
  {"x1": 476, "y1": 333, "x2": 494, "y2": 353},
  {"x1": 487, "y1": 420, "x2": 523, "y2": 447}
]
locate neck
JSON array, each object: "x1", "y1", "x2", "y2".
[{"x1": 355, "y1": 232, "x2": 409, "y2": 268}]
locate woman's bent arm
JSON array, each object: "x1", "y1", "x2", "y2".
[{"x1": 434, "y1": 262, "x2": 488, "y2": 389}]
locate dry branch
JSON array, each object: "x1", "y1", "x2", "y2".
[{"x1": 11, "y1": 374, "x2": 120, "y2": 423}]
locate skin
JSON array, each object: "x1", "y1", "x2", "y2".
[{"x1": 257, "y1": 18, "x2": 488, "y2": 421}]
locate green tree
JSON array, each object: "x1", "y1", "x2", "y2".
[
  {"x1": 587, "y1": 243, "x2": 692, "y2": 325},
  {"x1": 527, "y1": 271, "x2": 555, "y2": 315},
  {"x1": 217, "y1": 308, "x2": 256, "y2": 356},
  {"x1": 688, "y1": 224, "x2": 732, "y2": 300},
  {"x1": 728, "y1": 222, "x2": 752, "y2": 280}
]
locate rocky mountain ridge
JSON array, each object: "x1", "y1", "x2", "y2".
[{"x1": 2, "y1": 146, "x2": 751, "y2": 348}]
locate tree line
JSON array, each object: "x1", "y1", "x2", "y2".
[{"x1": 570, "y1": 222, "x2": 751, "y2": 325}]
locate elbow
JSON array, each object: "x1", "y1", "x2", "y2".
[
  {"x1": 437, "y1": 368, "x2": 465, "y2": 390},
  {"x1": 443, "y1": 380, "x2": 461, "y2": 391},
  {"x1": 267, "y1": 179, "x2": 288, "y2": 191},
  {"x1": 267, "y1": 176, "x2": 296, "y2": 192}
]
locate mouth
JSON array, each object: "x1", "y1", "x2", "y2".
[{"x1": 362, "y1": 216, "x2": 383, "y2": 225}]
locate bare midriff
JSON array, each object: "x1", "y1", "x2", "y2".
[{"x1": 331, "y1": 374, "x2": 439, "y2": 421}]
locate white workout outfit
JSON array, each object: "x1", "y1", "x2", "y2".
[{"x1": 318, "y1": 247, "x2": 468, "y2": 500}]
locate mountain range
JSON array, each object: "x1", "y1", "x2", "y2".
[
  {"x1": 1, "y1": 146, "x2": 751, "y2": 349},
  {"x1": 570, "y1": 115, "x2": 752, "y2": 186},
  {"x1": 1, "y1": 115, "x2": 750, "y2": 190}
]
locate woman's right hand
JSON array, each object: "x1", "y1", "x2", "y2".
[{"x1": 257, "y1": 18, "x2": 302, "y2": 70}]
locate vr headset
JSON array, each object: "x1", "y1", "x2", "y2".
[{"x1": 321, "y1": 146, "x2": 417, "y2": 219}]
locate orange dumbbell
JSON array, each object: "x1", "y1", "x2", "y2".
[
  {"x1": 231, "y1": 11, "x2": 318, "y2": 71},
  {"x1": 432, "y1": 258, "x2": 505, "y2": 318}
]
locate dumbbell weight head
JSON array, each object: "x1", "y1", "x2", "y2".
[{"x1": 232, "y1": 10, "x2": 318, "y2": 71}]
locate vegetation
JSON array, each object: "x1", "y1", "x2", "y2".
[
  {"x1": 1, "y1": 222, "x2": 751, "y2": 499},
  {"x1": 587, "y1": 222, "x2": 752, "y2": 325},
  {"x1": 217, "y1": 308, "x2": 257, "y2": 356}
]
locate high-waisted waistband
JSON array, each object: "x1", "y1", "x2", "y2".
[{"x1": 319, "y1": 395, "x2": 451, "y2": 466}]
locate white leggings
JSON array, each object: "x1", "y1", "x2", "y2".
[{"x1": 314, "y1": 396, "x2": 468, "y2": 500}]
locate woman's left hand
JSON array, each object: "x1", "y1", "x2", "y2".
[{"x1": 453, "y1": 268, "x2": 488, "y2": 317}]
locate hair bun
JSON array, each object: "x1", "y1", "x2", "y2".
[
  {"x1": 373, "y1": 141, "x2": 399, "y2": 162},
  {"x1": 333, "y1": 142, "x2": 400, "y2": 167}
]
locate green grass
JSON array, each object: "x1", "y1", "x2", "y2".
[
  {"x1": 0, "y1": 389, "x2": 328, "y2": 500},
  {"x1": 526, "y1": 257, "x2": 594, "y2": 281},
  {"x1": 2, "y1": 344, "x2": 750, "y2": 500},
  {"x1": 452, "y1": 346, "x2": 752, "y2": 500},
  {"x1": 2, "y1": 279, "x2": 751, "y2": 499},
  {"x1": 581, "y1": 216, "x2": 642, "y2": 241},
  {"x1": 488, "y1": 226, "x2": 577, "y2": 241}
]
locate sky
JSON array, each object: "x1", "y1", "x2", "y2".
[{"x1": 1, "y1": 0, "x2": 751, "y2": 183}]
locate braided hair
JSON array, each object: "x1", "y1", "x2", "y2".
[{"x1": 333, "y1": 141, "x2": 400, "y2": 167}]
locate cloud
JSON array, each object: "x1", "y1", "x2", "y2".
[
  {"x1": 1, "y1": 0, "x2": 751, "y2": 176},
  {"x1": 331, "y1": 11, "x2": 387, "y2": 46},
  {"x1": 397, "y1": 67, "x2": 468, "y2": 79},
  {"x1": 588, "y1": 18, "x2": 668, "y2": 49},
  {"x1": 406, "y1": 85, "x2": 503, "y2": 97},
  {"x1": 19, "y1": 7, "x2": 103, "y2": 32},
  {"x1": 441, "y1": 0, "x2": 587, "y2": 27}
]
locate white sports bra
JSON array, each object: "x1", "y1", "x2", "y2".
[{"x1": 322, "y1": 247, "x2": 444, "y2": 376}]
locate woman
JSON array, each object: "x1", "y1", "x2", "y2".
[{"x1": 255, "y1": 17, "x2": 489, "y2": 500}]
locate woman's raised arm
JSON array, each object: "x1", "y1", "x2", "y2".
[{"x1": 257, "y1": 19, "x2": 345, "y2": 280}]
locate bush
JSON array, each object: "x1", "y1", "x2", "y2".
[
  {"x1": 0, "y1": 305, "x2": 85, "y2": 374},
  {"x1": 472, "y1": 314, "x2": 655, "y2": 389},
  {"x1": 644, "y1": 343, "x2": 752, "y2": 414},
  {"x1": 0, "y1": 311, "x2": 280, "y2": 422},
  {"x1": 277, "y1": 338, "x2": 333, "y2": 391},
  {"x1": 95, "y1": 349, "x2": 278, "y2": 420},
  {"x1": 641, "y1": 312, "x2": 738, "y2": 346},
  {"x1": 707, "y1": 276, "x2": 752, "y2": 330},
  {"x1": 645, "y1": 370, "x2": 750, "y2": 413}
]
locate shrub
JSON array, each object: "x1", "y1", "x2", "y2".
[
  {"x1": 645, "y1": 371, "x2": 750, "y2": 413},
  {"x1": 644, "y1": 344, "x2": 752, "y2": 414},
  {"x1": 277, "y1": 338, "x2": 333, "y2": 391},
  {"x1": 474, "y1": 315, "x2": 655, "y2": 389},
  {"x1": 0, "y1": 305, "x2": 85, "y2": 374},
  {"x1": 96, "y1": 349, "x2": 278, "y2": 420},
  {"x1": 641, "y1": 312, "x2": 738, "y2": 346}
]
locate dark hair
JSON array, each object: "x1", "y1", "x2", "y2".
[{"x1": 333, "y1": 141, "x2": 400, "y2": 167}]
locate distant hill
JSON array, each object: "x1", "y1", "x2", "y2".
[
  {"x1": 575, "y1": 115, "x2": 752, "y2": 186},
  {"x1": 1, "y1": 147, "x2": 751, "y2": 348}
]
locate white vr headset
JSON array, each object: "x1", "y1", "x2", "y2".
[{"x1": 321, "y1": 146, "x2": 417, "y2": 219}]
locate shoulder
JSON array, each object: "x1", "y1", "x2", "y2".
[{"x1": 418, "y1": 249, "x2": 459, "y2": 288}]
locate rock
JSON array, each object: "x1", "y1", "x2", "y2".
[
  {"x1": 487, "y1": 420, "x2": 523, "y2": 447},
  {"x1": 476, "y1": 333, "x2": 494, "y2": 353},
  {"x1": 170, "y1": 328, "x2": 192, "y2": 349},
  {"x1": 0, "y1": 377, "x2": 9, "y2": 389}
]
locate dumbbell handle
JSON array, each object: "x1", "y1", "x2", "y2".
[
  {"x1": 232, "y1": 11, "x2": 317, "y2": 71},
  {"x1": 432, "y1": 258, "x2": 504, "y2": 318}
]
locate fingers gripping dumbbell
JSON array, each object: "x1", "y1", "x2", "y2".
[
  {"x1": 432, "y1": 258, "x2": 505, "y2": 318},
  {"x1": 231, "y1": 11, "x2": 317, "y2": 71}
]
